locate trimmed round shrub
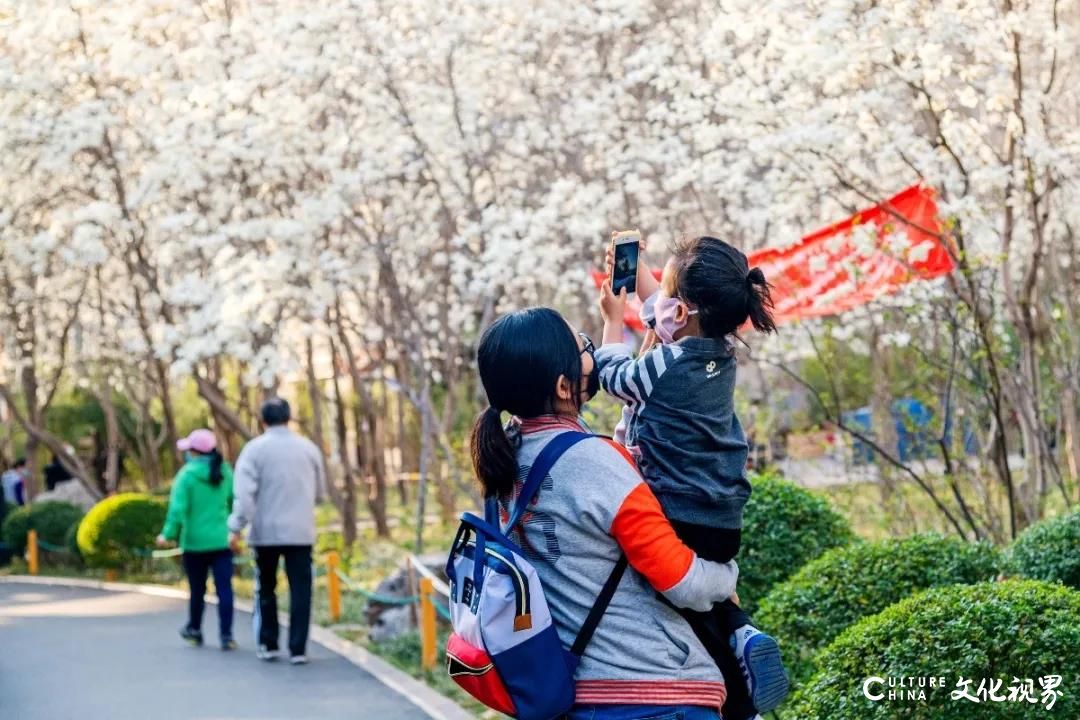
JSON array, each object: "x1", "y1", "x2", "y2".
[
  {"x1": 787, "y1": 580, "x2": 1080, "y2": 719},
  {"x1": 2, "y1": 506, "x2": 32, "y2": 554},
  {"x1": 739, "y1": 471, "x2": 854, "y2": 612},
  {"x1": 0, "y1": 501, "x2": 84, "y2": 555},
  {"x1": 1008, "y1": 509, "x2": 1079, "y2": 589},
  {"x1": 758, "y1": 533, "x2": 1001, "y2": 682},
  {"x1": 76, "y1": 493, "x2": 166, "y2": 569}
]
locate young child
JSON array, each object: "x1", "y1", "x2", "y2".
[{"x1": 597, "y1": 234, "x2": 789, "y2": 719}]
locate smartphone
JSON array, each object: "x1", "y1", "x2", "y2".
[{"x1": 610, "y1": 230, "x2": 640, "y2": 295}]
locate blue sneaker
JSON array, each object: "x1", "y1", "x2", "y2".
[{"x1": 731, "y1": 625, "x2": 790, "y2": 713}]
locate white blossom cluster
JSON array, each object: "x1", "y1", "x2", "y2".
[{"x1": 0, "y1": 0, "x2": 1076, "y2": 401}]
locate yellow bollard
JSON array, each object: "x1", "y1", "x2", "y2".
[
  {"x1": 27, "y1": 529, "x2": 39, "y2": 576},
  {"x1": 419, "y1": 578, "x2": 437, "y2": 671},
  {"x1": 326, "y1": 551, "x2": 342, "y2": 623}
]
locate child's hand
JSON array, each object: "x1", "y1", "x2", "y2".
[
  {"x1": 155, "y1": 534, "x2": 172, "y2": 548},
  {"x1": 599, "y1": 279, "x2": 628, "y2": 325}
]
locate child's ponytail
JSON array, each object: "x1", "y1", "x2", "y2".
[
  {"x1": 470, "y1": 406, "x2": 517, "y2": 498},
  {"x1": 745, "y1": 267, "x2": 777, "y2": 335},
  {"x1": 672, "y1": 236, "x2": 779, "y2": 338}
]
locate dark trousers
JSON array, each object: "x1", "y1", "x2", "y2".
[
  {"x1": 670, "y1": 522, "x2": 755, "y2": 720},
  {"x1": 253, "y1": 545, "x2": 313, "y2": 657},
  {"x1": 182, "y1": 549, "x2": 234, "y2": 640}
]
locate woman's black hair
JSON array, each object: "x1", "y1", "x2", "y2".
[
  {"x1": 470, "y1": 307, "x2": 583, "y2": 498},
  {"x1": 194, "y1": 448, "x2": 225, "y2": 486},
  {"x1": 671, "y1": 235, "x2": 777, "y2": 338}
]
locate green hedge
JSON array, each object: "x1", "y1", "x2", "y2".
[
  {"x1": 63, "y1": 522, "x2": 83, "y2": 561},
  {"x1": 1008, "y1": 509, "x2": 1079, "y2": 589},
  {"x1": 738, "y1": 472, "x2": 853, "y2": 612},
  {"x1": 787, "y1": 580, "x2": 1080, "y2": 719},
  {"x1": 0, "y1": 501, "x2": 84, "y2": 555},
  {"x1": 0, "y1": 502, "x2": 13, "y2": 564},
  {"x1": 758, "y1": 533, "x2": 1000, "y2": 682},
  {"x1": 76, "y1": 493, "x2": 166, "y2": 569}
]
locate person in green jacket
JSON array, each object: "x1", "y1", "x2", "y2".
[{"x1": 157, "y1": 429, "x2": 236, "y2": 650}]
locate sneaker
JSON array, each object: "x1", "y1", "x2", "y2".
[
  {"x1": 179, "y1": 626, "x2": 203, "y2": 647},
  {"x1": 256, "y1": 644, "x2": 280, "y2": 661},
  {"x1": 731, "y1": 625, "x2": 790, "y2": 713},
  {"x1": 221, "y1": 637, "x2": 238, "y2": 651},
  {"x1": 289, "y1": 655, "x2": 308, "y2": 665}
]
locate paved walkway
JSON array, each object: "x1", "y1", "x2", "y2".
[{"x1": 0, "y1": 581, "x2": 434, "y2": 720}]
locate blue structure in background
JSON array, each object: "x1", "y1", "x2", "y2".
[{"x1": 843, "y1": 397, "x2": 976, "y2": 464}]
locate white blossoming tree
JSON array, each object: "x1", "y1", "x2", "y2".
[{"x1": 1, "y1": 0, "x2": 1076, "y2": 541}]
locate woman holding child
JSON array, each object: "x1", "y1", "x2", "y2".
[{"x1": 470, "y1": 235, "x2": 788, "y2": 720}]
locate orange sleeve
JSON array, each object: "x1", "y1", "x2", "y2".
[{"x1": 610, "y1": 482, "x2": 695, "y2": 592}]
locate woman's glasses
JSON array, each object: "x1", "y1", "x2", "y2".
[{"x1": 578, "y1": 332, "x2": 596, "y2": 357}]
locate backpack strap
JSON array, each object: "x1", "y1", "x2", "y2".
[
  {"x1": 494, "y1": 429, "x2": 628, "y2": 656},
  {"x1": 570, "y1": 554, "x2": 628, "y2": 657},
  {"x1": 504, "y1": 431, "x2": 592, "y2": 534}
]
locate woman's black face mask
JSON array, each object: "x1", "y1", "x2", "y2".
[{"x1": 579, "y1": 332, "x2": 599, "y2": 402}]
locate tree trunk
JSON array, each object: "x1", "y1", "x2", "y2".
[
  {"x1": 328, "y1": 342, "x2": 357, "y2": 548},
  {"x1": 369, "y1": 403, "x2": 390, "y2": 536},
  {"x1": 20, "y1": 362, "x2": 41, "y2": 501},
  {"x1": 139, "y1": 425, "x2": 163, "y2": 490},
  {"x1": 868, "y1": 327, "x2": 908, "y2": 532},
  {"x1": 1063, "y1": 386, "x2": 1080, "y2": 498},
  {"x1": 354, "y1": 396, "x2": 390, "y2": 538},
  {"x1": 195, "y1": 370, "x2": 254, "y2": 444},
  {"x1": 304, "y1": 336, "x2": 341, "y2": 509},
  {"x1": 1006, "y1": 370, "x2": 1046, "y2": 530},
  {"x1": 434, "y1": 381, "x2": 458, "y2": 523},
  {"x1": 414, "y1": 380, "x2": 433, "y2": 553},
  {"x1": 92, "y1": 430, "x2": 107, "y2": 495},
  {"x1": 99, "y1": 383, "x2": 121, "y2": 494},
  {"x1": 305, "y1": 338, "x2": 327, "y2": 453},
  {"x1": 154, "y1": 357, "x2": 181, "y2": 471},
  {"x1": 331, "y1": 309, "x2": 387, "y2": 538},
  {"x1": 395, "y1": 389, "x2": 410, "y2": 505},
  {"x1": 0, "y1": 407, "x2": 14, "y2": 471},
  {"x1": 24, "y1": 435, "x2": 39, "y2": 501}
]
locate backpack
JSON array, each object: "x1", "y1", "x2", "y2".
[{"x1": 444, "y1": 431, "x2": 628, "y2": 719}]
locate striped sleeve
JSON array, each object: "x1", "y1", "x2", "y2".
[
  {"x1": 604, "y1": 440, "x2": 739, "y2": 611},
  {"x1": 595, "y1": 342, "x2": 683, "y2": 410}
]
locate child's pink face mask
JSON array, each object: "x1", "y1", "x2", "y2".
[{"x1": 653, "y1": 294, "x2": 698, "y2": 344}]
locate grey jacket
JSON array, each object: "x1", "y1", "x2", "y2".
[
  {"x1": 228, "y1": 426, "x2": 328, "y2": 546},
  {"x1": 501, "y1": 420, "x2": 732, "y2": 707},
  {"x1": 596, "y1": 337, "x2": 752, "y2": 529}
]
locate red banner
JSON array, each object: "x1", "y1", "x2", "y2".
[{"x1": 593, "y1": 184, "x2": 954, "y2": 331}]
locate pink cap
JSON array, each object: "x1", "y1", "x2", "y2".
[{"x1": 177, "y1": 429, "x2": 217, "y2": 454}]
